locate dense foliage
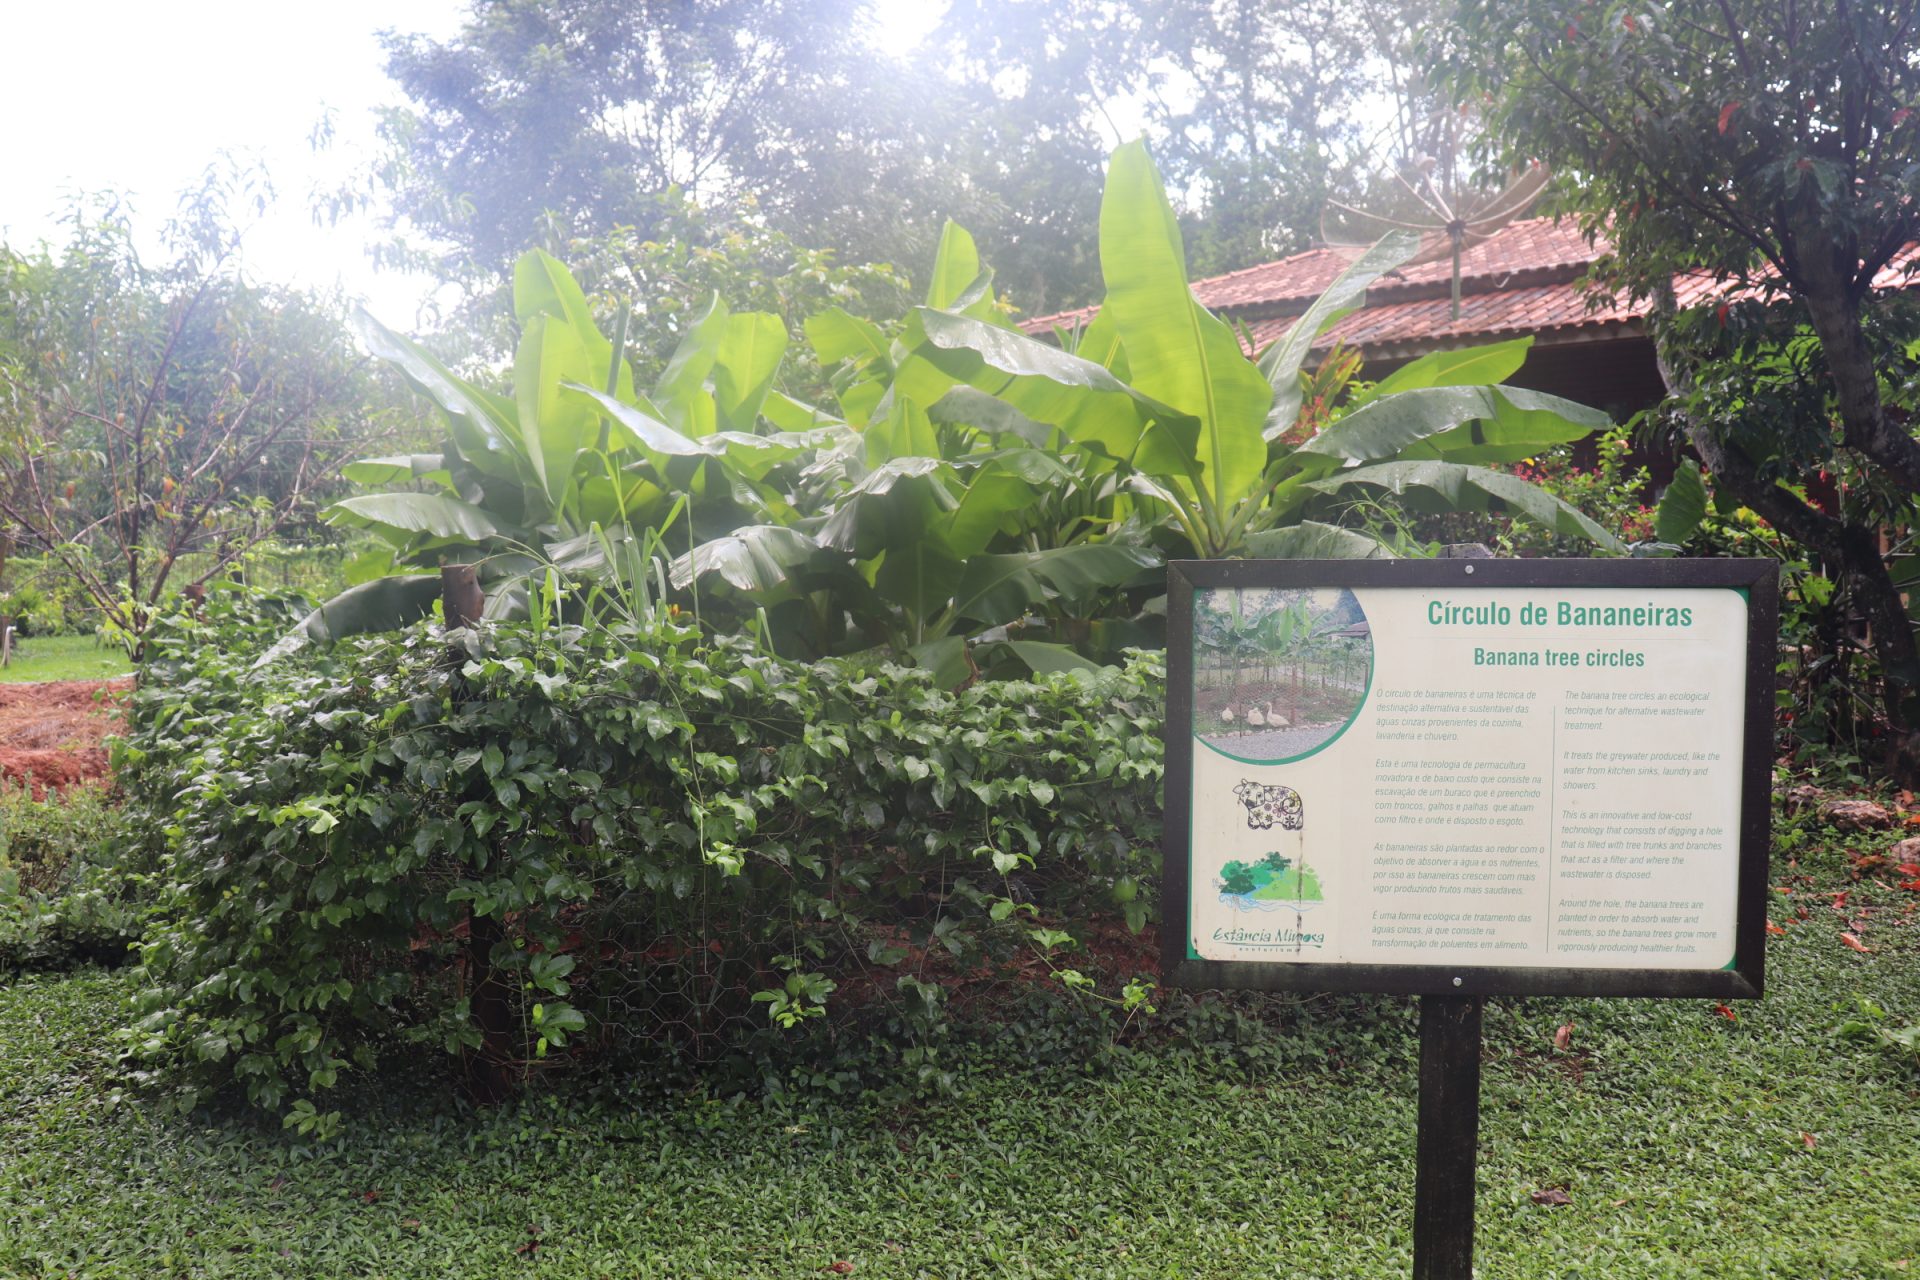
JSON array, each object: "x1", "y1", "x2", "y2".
[
  {"x1": 118, "y1": 586, "x2": 1164, "y2": 1128},
  {"x1": 307, "y1": 142, "x2": 1617, "y2": 688},
  {"x1": 1438, "y1": 0, "x2": 1920, "y2": 781},
  {"x1": 0, "y1": 781, "x2": 142, "y2": 972},
  {"x1": 0, "y1": 183, "x2": 426, "y2": 653}
]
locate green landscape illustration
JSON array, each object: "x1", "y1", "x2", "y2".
[{"x1": 1218, "y1": 852, "x2": 1325, "y2": 911}]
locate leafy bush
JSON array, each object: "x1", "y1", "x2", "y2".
[
  {"x1": 0, "y1": 781, "x2": 144, "y2": 971},
  {"x1": 118, "y1": 600, "x2": 1164, "y2": 1128}
]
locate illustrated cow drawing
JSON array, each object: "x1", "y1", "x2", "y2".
[{"x1": 1233, "y1": 779, "x2": 1304, "y2": 832}]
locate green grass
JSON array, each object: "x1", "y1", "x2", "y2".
[
  {"x1": 0, "y1": 634, "x2": 130, "y2": 683},
  {"x1": 2, "y1": 828, "x2": 1917, "y2": 1277}
]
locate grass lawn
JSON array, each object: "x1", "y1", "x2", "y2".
[
  {"x1": 0, "y1": 634, "x2": 131, "y2": 683},
  {"x1": 1, "y1": 829, "x2": 1916, "y2": 1277}
]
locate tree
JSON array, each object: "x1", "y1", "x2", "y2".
[
  {"x1": 1141, "y1": 0, "x2": 1376, "y2": 276},
  {"x1": 0, "y1": 184, "x2": 416, "y2": 657},
  {"x1": 1439, "y1": 0, "x2": 1920, "y2": 778},
  {"x1": 364, "y1": 0, "x2": 995, "y2": 289}
]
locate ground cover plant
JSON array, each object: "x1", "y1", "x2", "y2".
[{"x1": 1, "y1": 792, "x2": 1916, "y2": 1277}]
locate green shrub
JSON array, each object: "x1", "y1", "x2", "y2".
[
  {"x1": 118, "y1": 600, "x2": 1165, "y2": 1127},
  {"x1": 0, "y1": 781, "x2": 144, "y2": 971}
]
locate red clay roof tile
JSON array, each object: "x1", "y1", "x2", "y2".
[{"x1": 1019, "y1": 215, "x2": 1918, "y2": 357}]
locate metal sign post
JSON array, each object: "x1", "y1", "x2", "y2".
[{"x1": 1161, "y1": 558, "x2": 1777, "y2": 1277}]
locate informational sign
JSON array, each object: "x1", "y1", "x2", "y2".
[{"x1": 1162, "y1": 558, "x2": 1777, "y2": 999}]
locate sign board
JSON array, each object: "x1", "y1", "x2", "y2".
[{"x1": 1162, "y1": 558, "x2": 1777, "y2": 1000}]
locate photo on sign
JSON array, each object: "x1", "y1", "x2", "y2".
[{"x1": 1192, "y1": 587, "x2": 1373, "y2": 763}]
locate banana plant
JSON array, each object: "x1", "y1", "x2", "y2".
[
  {"x1": 898, "y1": 141, "x2": 1622, "y2": 560},
  {"x1": 672, "y1": 224, "x2": 1158, "y2": 678},
  {"x1": 268, "y1": 250, "x2": 813, "y2": 656}
]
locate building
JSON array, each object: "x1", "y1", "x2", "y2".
[{"x1": 1024, "y1": 216, "x2": 1669, "y2": 425}]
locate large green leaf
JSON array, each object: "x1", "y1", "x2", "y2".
[
  {"x1": 926, "y1": 387, "x2": 1056, "y2": 449},
  {"x1": 865, "y1": 396, "x2": 940, "y2": 465},
  {"x1": 669, "y1": 525, "x2": 821, "y2": 592},
  {"x1": 1363, "y1": 338, "x2": 1534, "y2": 400},
  {"x1": 566, "y1": 384, "x2": 705, "y2": 456},
  {"x1": 349, "y1": 308, "x2": 520, "y2": 479},
  {"x1": 926, "y1": 220, "x2": 983, "y2": 311},
  {"x1": 713, "y1": 312, "x2": 788, "y2": 432},
  {"x1": 816, "y1": 457, "x2": 952, "y2": 555},
  {"x1": 514, "y1": 315, "x2": 597, "y2": 509},
  {"x1": 940, "y1": 466, "x2": 1036, "y2": 558},
  {"x1": 908, "y1": 309, "x2": 1196, "y2": 463},
  {"x1": 1258, "y1": 231, "x2": 1421, "y2": 437},
  {"x1": 906, "y1": 636, "x2": 973, "y2": 688},
  {"x1": 805, "y1": 307, "x2": 889, "y2": 365},
  {"x1": 761, "y1": 388, "x2": 841, "y2": 431},
  {"x1": 1295, "y1": 386, "x2": 1609, "y2": 471},
  {"x1": 1099, "y1": 140, "x2": 1270, "y2": 507},
  {"x1": 1655, "y1": 458, "x2": 1708, "y2": 544},
  {"x1": 653, "y1": 293, "x2": 729, "y2": 435},
  {"x1": 1244, "y1": 522, "x2": 1395, "y2": 559},
  {"x1": 877, "y1": 539, "x2": 968, "y2": 630},
  {"x1": 324, "y1": 493, "x2": 514, "y2": 544},
  {"x1": 1071, "y1": 305, "x2": 1130, "y2": 378},
  {"x1": 1308, "y1": 460, "x2": 1624, "y2": 551},
  {"x1": 949, "y1": 543, "x2": 1159, "y2": 627},
  {"x1": 341, "y1": 454, "x2": 448, "y2": 487},
  {"x1": 1002, "y1": 639, "x2": 1105, "y2": 675},
  {"x1": 256, "y1": 574, "x2": 441, "y2": 666}
]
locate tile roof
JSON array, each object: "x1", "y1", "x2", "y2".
[{"x1": 1019, "y1": 216, "x2": 1920, "y2": 358}]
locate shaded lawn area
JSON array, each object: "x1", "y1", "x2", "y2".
[
  {"x1": 0, "y1": 634, "x2": 131, "y2": 684},
  {"x1": 1, "y1": 839, "x2": 1916, "y2": 1277}
]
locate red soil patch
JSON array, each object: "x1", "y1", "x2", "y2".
[{"x1": 0, "y1": 678, "x2": 131, "y2": 796}]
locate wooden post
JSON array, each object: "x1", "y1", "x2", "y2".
[
  {"x1": 441, "y1": 563, "x2": 484, "y2": 632},
  {"x1": 441, "y1": 565, "x2": 513, "y2": 1102},
  {"x1": 1412, "y1": 995, "x2": 1484, "y2": 1280}
]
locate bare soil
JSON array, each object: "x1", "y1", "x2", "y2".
[{"x1": 0, "y1": 678, "x2": 130, "y2": 796}]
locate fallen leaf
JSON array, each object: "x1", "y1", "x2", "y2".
[
  {"x1": 401, "y1": 1218, "x2": 422, "y2": 1230},
  {"x1": 1531, "y1": 1187, "x2": 1573, "y2": 1206},
  {"x1": 1610, "y1": 1198, "x2": 1630, "y2": 1207},
  {"x1": 1553, "y1": 1022, "x2": 1575, "y2": 1051},
  {"x1": 1902, "y1": 879, "x2": 1920, "y2": 892},
  {"x1": 268, "y1": 1175, "x2": 286, "y2": 1193},
  {"x1": 1840, "y1": 932, "x2": 1874, "y2": 954},
  {"x1": 1766, "y1": 920, "x2": 1786, "y2": 936},
  {"x1": 1830, "y1": 891, "x2": 1850, "y2": 910},
  {"x1": 1718, "y1": 101, "x2": 1741, "y2": 134},
  {"x1": 1713, "y1": 1003, "x2": 1738, "y2": 1022},
  {"x1": 1896, "y1": 863, "x2": 1920, "y2": 877},
  {"x1": 1800, "y1": 1132, "x2": 1816, "y2": 1150},
  {"x1": 360, "y1": 1190, "x2": 380, "y2": 1204},
  {"x1": 823, "y1": 1263, "x2": 856, "y2": 1274},
  {"x1": 1895, "y1": 109, "x2": 1914, "y2": 129}
]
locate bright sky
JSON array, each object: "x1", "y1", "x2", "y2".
[
  {"x1": 0, "y1": 1, "x2": 477, "y2": 326},
  {"x1": 0, "y1": 1, "x2": 948, "y2": 329}
]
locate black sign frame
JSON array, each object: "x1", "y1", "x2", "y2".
[{"x1": 1161, "y1": 556, "x2": 1778, "y2": 1001}]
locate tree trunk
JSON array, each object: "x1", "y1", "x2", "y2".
[
  {"x1": 1792, "y1": 229, "x2": 1920, "y2": 495},
  {"x1": 1651, "y1": 287, "x2": 1920, "y2": 783}
]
